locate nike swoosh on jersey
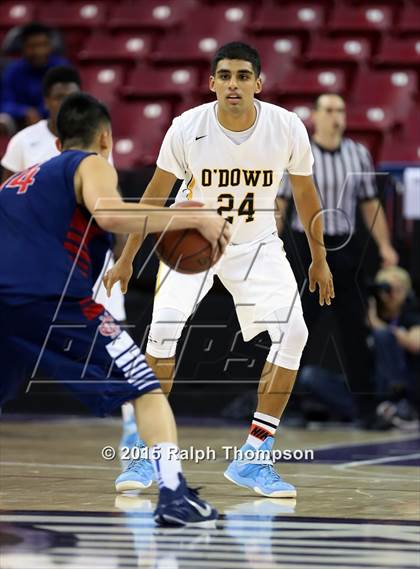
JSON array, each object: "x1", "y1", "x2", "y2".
[
  {"x1": 195, "y1": 135, "x2": 207, "y2": 140},
  {"x1": 185, "y1": 497, "x2": 213, "y2": 517}
]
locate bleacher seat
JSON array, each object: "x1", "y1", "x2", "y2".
[
  {"x1": 0, "y1": 2, "x2": 35, "y2": 28},
  {"x1": 379, "y1": 103, "x2": 420, "y2": 164},
  {"x1": 276, "y1": 66, "x2": 346, "y2": 96},
  {"x1": 398, "y1": 4, "x2": 420, "y2": 34},
  {"x1": 79, "y1": 32, "x2": 152, "y2": 63},
  {"x1": 251, "y1": 36, "x2": 302, "y2": 94},
  {"x1": 375, "y1": 38, "x2": 420, "y2": 67},
  {"x1": 346, "y1": 105, "x2": 395, "y2": 132},
  {"x1": 350, "y1": 69, "x2": 417, "y2": 121},
  {"x1": 38, "y1": 1, "x2": 107, "y2": 29},
  {"x1": 251, "y1": 4, "x2": 325, "y2": 34},
  {"x1": 174, "y1": 95, "x2": 208, "y2": 117},
  {"x1": 402, "y1": 105, "x2": 420, "y2": 142},
  {"x1": 152, "y1": 32, "x2": 244, "y2": 65},
  {"x1": 379, "y1": 133, "x2": 420, "y2": 164},
  {"x1": 152, "y1": 4, "x2": 250, "y2": 63},
  {"x1": 79, "y1": 64, "x2": 125, "y2": 107},
  {"x1": 122, "y1": 64, "x2": 199, "y2": 98},
  {"x1": 328, "y1": 5, "x2": 392, "y2": 34},
  {"x1": 279, "y1": 97, "x2": 314, "y2": 127},
  {"x1": 111, "y1": 100, "x2": 171, "y2": 169},
  {"x1": 108, "y1": 0, "x2": 195, "y2": 31},
  {"x1": 305, "y1": 36, "x2": 371, "y2": 64}
]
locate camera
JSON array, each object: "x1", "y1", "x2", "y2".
[{"x1": 368, "y1": 281, "x2": 392, "y2": 297}]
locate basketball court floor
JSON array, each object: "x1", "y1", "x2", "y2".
[{"x1": 1, "y1": 416, "x2": 419, "y2": 568}]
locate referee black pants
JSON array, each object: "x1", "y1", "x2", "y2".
[{"x1": 286, "y1": 231, "x2": 375, "y2": 418}]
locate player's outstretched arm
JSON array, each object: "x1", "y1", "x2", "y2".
[
  {"x1": 103, "y1": 166, "x2": 179, "y2": 295},
  {"x1": 79, "y1": 156, "x2": 222, "y2": 234},
  {"x1": 289, "y1": 174, "x2": 334, "y2": 306},
  {"x1": 78, "y1": 157, "x2": 231, "y2": 294}
]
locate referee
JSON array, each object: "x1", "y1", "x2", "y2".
[{"x1": 276, "y1": 93, "x2": 399, "y2": 424}]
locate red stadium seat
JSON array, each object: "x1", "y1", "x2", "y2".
[
  {"x1": 305, "y1": 37, "x2": 371, "y2": 64},
  {"x1": 79, "y1": 64, "x2": 125, "y2": 106},
  {"x1": 79, "y1": 32, "x2": 152, "y2": 63},
  {"x1": 402, "y1": 106, "x2": 420, "y2": 142},
  {"x1": 254, "y1": 36, "x2": 302, "y2": 93},
  {"x1": 276, "y1": 66, "x2": 346, "y2": 96},
  {"x1": 0, "y1": 2, "x2": 35, "y2": 28},
  {"x1": 279, "y1": 97, "x2": 314, "y2": 128},
  {"x1": 398, "y1": 5, "x2": 420, "y2": 34},
  {"x1": 375, "y1": 38, "x2": 420, "y2": 67},
  {"x1": 38, "y1": 1, "x2": 107, "y2": 29},
  {"x1": 346, "y1": 105, "x2": 396, "y2": 132},
  {"x1": 350, "y1": 69, "x2": 417, "y2": 121},
  {"x1": 251, "y1": 4, "x2": 325, "y2": 34},
  {"x1": 122, "y1": 64, "x2": 200, "y2": 99},
  {"x1": 108, "y1": 0, "x2": 195, "y2": 31},
  {"x1": 328, "y1": 5, "x2": 392, "y2": 34},
  {"x1": 152, "y1": 4, "x2": 250, "y2": 64},
  {"x1": 173, "y1": 95, "x2": 208, "y2": 117},
  {"x1": 152, "y1": 32, "x2": 243, "y2": 64},
  {"x1": 379, "y1": 132, "x2": 420, "y2": 164},
  {"x1": 111, "y1": 100, "x2": 171, "y2": 169}
]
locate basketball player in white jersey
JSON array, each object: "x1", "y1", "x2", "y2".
[{"x1": 105, "y1": 42, "x2": 334, "y2": 497}]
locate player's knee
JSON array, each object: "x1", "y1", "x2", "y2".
[
  {"x1": 146, "y1": 308, "x2": 187, "y2": 359},
  {"x1": 267, "y1": 309, "x2": 308, "y2": 370}
]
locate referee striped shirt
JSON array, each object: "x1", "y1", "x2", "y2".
[{"x1": 278, "y1": 138, "x2": 378, "y2": 236}]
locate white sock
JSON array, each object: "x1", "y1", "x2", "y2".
[
  {"x1": 121, "y1": 403, "x2": 136, "y2": 434},
  {"x1": 152, "y1": 443, "x2": 182, "y2": 490},
  {"x1": 246, "y1": 411, "x2": 280, "y2": 449}
]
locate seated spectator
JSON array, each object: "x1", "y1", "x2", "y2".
[
  {"x1": 296, "y1": 266, "x2": 419, "y2": 430},
  {"x1": 0, "y1": 22, "x2": 67, "y2": 133},
  {"x1": 1, "y1": 65, "x2": 81, "y2": 180},
  {"x1": 368, "y1": 266, "x2": 420, "y2": 428}
]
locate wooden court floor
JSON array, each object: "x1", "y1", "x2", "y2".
[{"x1": 1, "y1": 416, "x2": 419, "y2": 568}]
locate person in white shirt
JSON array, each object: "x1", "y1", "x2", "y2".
[
  {"x1": 1, "y1": 65, "x2": 80, "y2": 179},
  {"x1": 105, "y1": 42, "x2": 334, "y2": 497}
]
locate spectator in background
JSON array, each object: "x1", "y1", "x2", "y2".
[
  {"x1": 276, "y1": 93, "x2": 399, "y2": 427},
  {"x1": 0, "y1": 22, "x2": 67, "y2": 132},
  {"x1": 1, "y1": 65, "x2": 81, "y2": 181},
  {"x1": 296, "y1": 265, "x2": 419, "y2": 429},
  {"x1": 368, "y1": 266, "x2": 420, "y2": 428}
]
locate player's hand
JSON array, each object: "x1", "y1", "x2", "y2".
[
  {"x1": 379, "y1": 244, "x2": 399, "y2": 268},
  {"x1": 103, "y1": 258, "x2": 133, "y2": 296},
  {"x1": 197, "y1": 214, "x2": 232, "y2": 258},
  {"x1": 308, "y1": 258, "x2": 334, "y2": 306}
]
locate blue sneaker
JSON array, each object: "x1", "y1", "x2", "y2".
[
  {"x1": 224, "y1": 437, "x2": 296, "y2": 498},
  {"x1": 154, "y1": 474, "x2": 218, "y2": 527},
  {"x1": 119, "y1": 415, "x2": 139, "y2": 465},
  {"x1": 115, "y1": 442, "x2": 155, "y2": 492}
]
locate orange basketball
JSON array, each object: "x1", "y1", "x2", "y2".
[{"x1": 155, "y1": 201, "x2": 220, "y2": 274}]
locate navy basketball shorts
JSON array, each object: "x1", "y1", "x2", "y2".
[{"x1": 0, "y1": 297, "x2": 160, "y2": 416}]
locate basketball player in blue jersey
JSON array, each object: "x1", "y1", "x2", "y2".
[{"x1": 0, "y1": 92, "x2": 231, "y2": 526}]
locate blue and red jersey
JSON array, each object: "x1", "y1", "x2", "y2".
[{"x1": 0, "y1": 150, "x2": 112, "y2": 304}]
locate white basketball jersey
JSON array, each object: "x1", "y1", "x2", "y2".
[{"x1": 157, "y1": 100, "x2": 314, "y2": 243}]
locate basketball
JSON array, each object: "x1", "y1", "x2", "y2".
[{"x1": 155, "y1": 201, "x2": 220, "y2": 274}]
